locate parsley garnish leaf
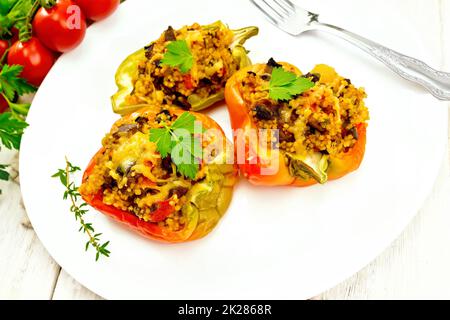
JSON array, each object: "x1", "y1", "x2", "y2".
[
  {"x1": 176, "y1": 163, "x2": 198, "y2": 180},
  {"x1": 0, "y1": 164, "x2": 9, "y2": 195},
  {"x1": 161, "y1": 40, "x2": 194, "y2": 74},
  {"x1": 0, "y1": 164, "x2": 9, "y2": 182},
  {"x1": 149, "y1": 127, "x2": 172, "y2": 158},
  {"x1": 269, "y1": 67, "x2": 314, "y2": 101},
  {"x1": 270, "y1": 67, "x2": 298, "y2": 87},
  {"x1": 171, "y1": 111, "x2": 196, "y2": 133},
  {"x1": 0, "y1": 64, "x2": 36, "y2": 101},
  {"x1": 149, "y1": 112, "x2": 202, "y2": 179},
  {"x1": 0, "y1": 112, "x2": 28, "y2": 150},
  {"x1": 170, "y1": 134, "x2": 202, "y2": 180}
]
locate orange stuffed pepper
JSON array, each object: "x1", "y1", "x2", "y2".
[
  {"x1": 79, "y1": 106, "x2": 237, "y2": 242},
  {"x1": 224, "y1": 59, "x2": 369, "y2": 187}
]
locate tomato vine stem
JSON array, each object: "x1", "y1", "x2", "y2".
[{"x1": 19, "y1": 0, "x2": 41, "y2": 42}]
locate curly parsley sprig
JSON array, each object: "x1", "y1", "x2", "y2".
[{"x1": 52, "y1": 158, "x2": 111, "y2": 261}]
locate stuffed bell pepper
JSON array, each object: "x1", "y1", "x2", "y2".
[
  {"x1": 112, "y1": 21, "x2": 258, "y2": 115},
  {"x1": 224, "y1": 59, "x2": 369, "y2": 186},
  {"x1": 79, "y1": 106, "x2": 237, "y2": 242}
]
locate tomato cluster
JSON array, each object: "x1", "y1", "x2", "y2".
[{"x1": 1, "y1": 0, "x2": 120, "y2": 87}]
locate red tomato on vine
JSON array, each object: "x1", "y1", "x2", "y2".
[
  {"x1": 0, "y1": 40, "x2": 9, "y2": 59},
  {"x1": 7, "y1": 37, "x2": 56, "y2": 86},
  {"x1": 74, "y1": 0, "x2": 119, "y2": 21},
  {"x1": 0, "y1": 95, "x2": 8, "y2": 113},
  {"x1": 33, "y1": 0, "x2": 87, "y2": 53}
]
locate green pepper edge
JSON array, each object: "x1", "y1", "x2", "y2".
[
  {"x1": 286, "y1": 152, "x2": 329, "y2": 184},
  {"x1": 183, "y1": 163, "x2": 236, "y2": 240},
  {"x1": 111, "y1": 22, "x2": 259, "y2": 115}
]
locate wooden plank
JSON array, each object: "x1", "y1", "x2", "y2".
[
  {"x1": 52, "y1": 270, "x2": 102, "y2": 300},
  {"x1": 443, "y1": 0, "x2": 450, "y2": 165},
  {"x1": 442, "y1": 0, "x2": 450, "y2": 70},
  {"x1": 320, "y1": 165, "x2": 450, "y2": 299},
  {"x1": 0, "y1": 150, "x2": 61, "y2": 299}
]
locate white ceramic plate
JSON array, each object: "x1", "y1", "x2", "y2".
[{"x1": 20, "y1": 0, "x2": 448, "y2": 299}]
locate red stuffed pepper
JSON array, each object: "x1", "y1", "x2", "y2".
[{"x1": 79, "y1": 106, "x2": 237, "y2": 242}]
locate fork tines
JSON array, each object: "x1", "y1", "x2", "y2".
[{"x1": 250, "y1": 0, "x2": 296, "y2": 23}]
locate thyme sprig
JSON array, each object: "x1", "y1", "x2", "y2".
[{"x1": 52, "y1": 157, "x2": 111, "y2": 261}]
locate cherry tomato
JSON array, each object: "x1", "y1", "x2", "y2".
[
  {"x1": 0, "y1": 95, "x2": 8, "y2": 113},
  {"x1": 33, "y1": 0, "x2": 87, "y2": 53},
  {"x1": 147, "y1": 200, "x2": 176, "y2": 223},
  {"x1": 0, "y1": 39, "x2": 9, "y2": 59},
  {"x1": 74, "y1": 0, "x2": 119, "y2": 21},
  {"x1": 7, "y1": 37, "x2": 56, "y2": 86}
]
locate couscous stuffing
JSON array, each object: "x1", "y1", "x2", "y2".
[
  {"x1": 79, "y1": 107, "x2": 236, "y2": 234},
  {"x1": 124, "y1": 22, "x2": 256, "y2": 110},
  {"x1": 238, "y1": 59, "x2": 369, "y2": 158}
]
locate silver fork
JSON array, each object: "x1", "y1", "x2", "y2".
[{"x1": 251, "y1": 0, "x2": 450, "y2": 101}]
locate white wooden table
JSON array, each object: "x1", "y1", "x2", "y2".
[{"x1": 0, "y1": 0, "x2": 449, "y2": 300}]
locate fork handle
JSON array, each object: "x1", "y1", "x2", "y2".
[{"x1": 312, "y1": 22, "x2": 450, "y2": 100}]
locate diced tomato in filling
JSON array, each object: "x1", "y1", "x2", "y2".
[
  {"x1": 149, "y1": 200, "x2": 175, "y2": 222},
  {"x1": 183, "y1": 75, "x2": 194, "y2": 90}
]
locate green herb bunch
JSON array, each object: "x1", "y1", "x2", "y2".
[
  {"x1": 0, "y1": 0, "x2": 55, "y2": 41},
  {"x1": 0, "y1": 65, "x2": 36, "y2": 194}
]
